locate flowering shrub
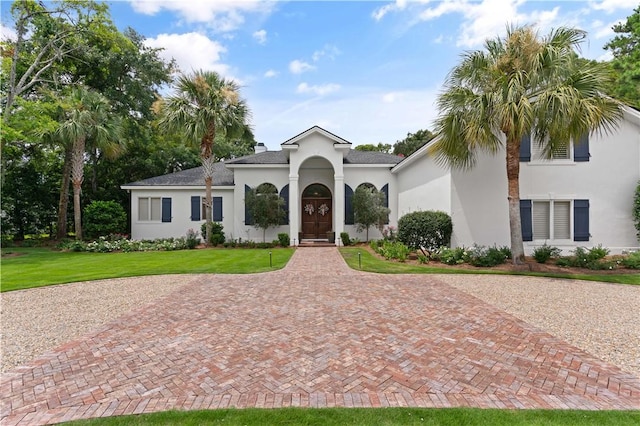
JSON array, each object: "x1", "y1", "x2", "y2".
[{"x1": 60, "y1": 234, "x2": 193, "y2": 253}]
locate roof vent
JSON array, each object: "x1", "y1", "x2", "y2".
[{"x1": 254, "y1": 142, "x2": 267, "y2": 154}]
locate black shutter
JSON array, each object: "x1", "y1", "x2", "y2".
[
  {"x1": 244, "y1": 184, "x2": 253, "y2": 225},
  {"x1": 345, "y1": 184, "x2": 354, "y2": 225},
  {"x1": 213, "y1": 197, "x2": 223, "y2": 222},
  {"x1": 574, "y1": 134, "x2": 590, "y2": 162},
  {"x1": 280, "y1": 184, "x2": 289, "y2": 225},
  {"x1": 574, "y1": 199, "x2": 590, "y2": 241},
  {"x1": 190, "y1": 196, "x2": 201, "y2": 221},
  {"x1": 520, "y1": 134, "x2": 531, "y2": 162},
  {"x1": 520, "y1": 199, "x2": 532, "y2": 241},
  {"x1": 161, "y1": 197, "x2": 172, "y2": 223},
  {"x1": 381, "y1": 183, "x2": 389, "y2": 224}
]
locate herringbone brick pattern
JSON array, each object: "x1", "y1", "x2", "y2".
[{"x1": 1, "y1": 248, "x2": 639, "y2": 425}]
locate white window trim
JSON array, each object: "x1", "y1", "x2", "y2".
[
  {"x1": 529, "y1": 138, "x2": 575, "y2": 165},
  {"x1": 138, "y1": 197, "x2": 162, "y2": 222}
]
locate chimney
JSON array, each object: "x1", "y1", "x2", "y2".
[{"x1": 254, "y1": 142, "x2": 267, "y2": 154}]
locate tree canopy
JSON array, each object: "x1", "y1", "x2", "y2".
[
  {"x1": 245, "y1": 183, "x2": 286, "y2": 242},
  {"x1": 353, "y1": 184, "x2": 389, "y2": 242},
  {"x1": 392, "y1": 129, "x2": 435, "y2": 157},
  {"x1": 604, "y1": 6, "x2": 640, "y2": 109}
]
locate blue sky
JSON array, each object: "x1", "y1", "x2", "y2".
[{"x1": 3, "y1": 1, "x2": 637, "y2": 149}]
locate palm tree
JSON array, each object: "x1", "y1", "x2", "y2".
[
  {"x1": 56, "y1": 86, "x2": 122, "y2": 240},
  {"x1": 430, "y1": 25, "x2": 622, "y2": 263},
  {"x1": 157, "y1": 70, "x2": 250, "y2": 244}
]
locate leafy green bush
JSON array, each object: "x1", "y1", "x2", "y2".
[
  {"x1": 417, "y1": 253, "x2": 428, "y2": 264},
  {"x1": 185, "y1": 229, "x2": 200, "y2": 249},
  {"x1": 436, "y1": 247, "x2": 468, "y2": 265},
  {"x1": 83, "y1": 200, "x2": 127, "y2": 239},
  {"x1": 466, "y1": 245, "x2": 508, "y2": 267},
  {"x1": 277, "y1": 233, "x2": 290, "y2": 247},
  {"x1": 340, "y1": 232, "x2": 351, "y2": 246},
  {"x1": 621, "y1": 251, "x2": 640, "y2": 269},
  {"x1": 532, "y1": 244, "x2": 562, "y2": 263},
  {"x1": 397, "y1": 211, "x2": 453, "y2": 252},
  {"x1": 375, "y1": 241, "x2": 410, "y2": 262},
  {"x1": 556, "y1": 245, "x2": 612, "y2": 269},
  {"x1": 201, "y1": 222, "x2": 225, "y2": 246}
]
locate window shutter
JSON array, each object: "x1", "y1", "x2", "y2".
[
  {"x1": 574, "y1": 134, "x2": 590, "y2": 162},
  {"x1": 345, "y1": 184, "x2": 354, "y2": 225},
  {"x1": 520, "y1": 134, "x2": 531, "y2": 162},
  {"x1": 532, "y1": 201, "x2": 550, "y2": 240},
  {"x1": 574, "y1": 199, "x2": 590, "y2": 241},
  {"x1": 381, "y1": 183, "x2": 389, "y2": 224},
  {"x1": 520, "y1": 200, "x2": 532, "y2": 241},
  {"x1": 213, "y1": 197, "x2": 223, "y2": 222},
  {"x1": 244, "y1": 184, "x2": 253, "y2": 225},
  {"x1": 280, "y1": 184, "x2": 289, "y2": 225},
  {"x1": 190, "y1": 196, "x2": 201, "y2": 221},
  {"x1": 553, "y1": 201, "x2": 570, "y2": 239},
  {"x1": 161, "y1": 197, "x2": 172, "y2": 223}
]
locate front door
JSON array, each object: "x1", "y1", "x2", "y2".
[{"x1": 301, "y1": 184, "x2": 332, "y2": 239}]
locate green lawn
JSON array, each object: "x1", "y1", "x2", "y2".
[
  {"x1": 65, "y1": 407, "x2": 640, "y2": 426},
  {"x1": 340, "y1": 247, "x2": 640, "y2": 285},
  {"x1": 1, "y1": 247, "x2": 294, "y2": 292}
]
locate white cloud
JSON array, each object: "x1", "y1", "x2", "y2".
[
  {"x1": 296, "y1": 83, "x2": 341, "y2": 96},
  {"x1": 590, "y1": 0, "x2": 638, "y2": 14},
  {"x1": 382, "y1": 92, "x2": 400, "y2": 103},
  {"x1": 591, "y1": 18, "x2": 623, "y2": 39},
  {"x1": 128, "y1": 0, "x2": 274, "y2": 32},
  {"x1": 253, "y1": 29, "x2": 267, "y2": 44},
  {"x1": 372, "y1": 0, "x2": 408, "y2": 21},
  {"x1": 312, "y1": 44, "x2": 342, "y2": 62},
  {"x1": 144, "y1": 32, "x2": 230, "y2": 75},
  {"x1": 289, "y1": 59, "x2": 316, "y2": 74},
  {"x1": 0, "y1": 24, "x2": 16, "y2": 41},
  {"x1": 264, "y1": 69, "x2": 278, "y2": 78}
]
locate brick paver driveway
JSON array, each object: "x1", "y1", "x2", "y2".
[{"x1": 2, "y1": 248, "x2": 639, "y2": 424}]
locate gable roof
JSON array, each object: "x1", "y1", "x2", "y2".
[
  {"x1": 122, "y1": 162, "x2": 234, "y2": 187},
  {"x1": 281, "y1": 125, "x2": 352, "y2": 146}
]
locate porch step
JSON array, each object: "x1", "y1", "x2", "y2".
[{"x1": 297, "y1": 239, "x2": 336, "y2": 248}]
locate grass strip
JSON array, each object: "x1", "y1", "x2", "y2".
[
  {"x1": 340, "y1": 248, "x2": 640, "y2": 285},
  {"x1": 1, "y1": 247, "x2": 294, "y2": 292},
  {"x1": 65, "y1": 407, "x2": 640, "y2": 425}
]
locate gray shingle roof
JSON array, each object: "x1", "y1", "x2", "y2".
[
  {"x1": 123, "y1": 162, "x2": 234, "y2": 186},
  {"x1": 225, "y1": 151, "x2": 288, "y2": 165},
  {"x1": 344, "y1": 150, "x2": 403, "y2": 165}
]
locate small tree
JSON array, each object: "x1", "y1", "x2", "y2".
[
  {"x1": 352, "y1": 185, "x2": 390, "y2": 242},
  {"x1": 397, "y1": 210, "x2": 453, "y2": 253},
  {"x1": 245, "y1": 183, "x2": 285, "y2": 242}
]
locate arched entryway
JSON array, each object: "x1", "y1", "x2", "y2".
[{"x1": 301, "y1": 183, "x2": 332, "y2": 239}]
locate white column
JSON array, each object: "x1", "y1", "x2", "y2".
[
  {"x1": 289, "y1": 175, "x2": 299, "y2": 246},
  {"x1": 334, "y1": 174, "x2": 344, "y2": 245}
]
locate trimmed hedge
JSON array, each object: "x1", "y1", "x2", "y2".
[
  {"x1": 83, "y1": 201, "x2": 127, "y2": 239},
  {"x1": 397, "y1": 210, "x2": 452, "y2": 251}
]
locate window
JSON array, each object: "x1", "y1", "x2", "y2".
[
  {"x1": 520, "y1": 133, "x2": 589, "y2": 163},
  {"x1": 191, "y1": 196, "x2": 222, "y2": 222},
  {"x1": 532, "y1": 200, "x2": 570, "y2": 240},
  {"x1": 138, "y1": 197, "x2": 171, "y2": 222},
  {"x1": 521, "y1": 199, "x2": 588, "y2": 242}
]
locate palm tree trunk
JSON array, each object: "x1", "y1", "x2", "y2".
[
  {"x1": 71, "y1": 137, "x2": 85, "y2": 240},
  {"x1": 506, "y1": 137, "x2": 525, "y2": 263},
  {"x1": 56, "y1": 147, "x2": 72, "y2": 239}
]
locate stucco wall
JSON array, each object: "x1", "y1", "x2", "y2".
[{"x1": 128, "y1": 187, "x2": 234, "y2": 241}]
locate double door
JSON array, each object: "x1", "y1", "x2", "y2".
[{"x1": 301, "y1": 198, "x2": 332, "y2": 239}]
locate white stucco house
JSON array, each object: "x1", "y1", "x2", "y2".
[{"x1": 122, "y1": 106, "x2": 640, "y2": 253}]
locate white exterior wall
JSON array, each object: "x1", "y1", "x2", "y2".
[
  {"x1": 343, "y1": 165, "x2": 398, "y2": 241},
  {"x1": 231, "y1": 166, "x2": 289, "y2": 243},
  {"x1": 519, "y1": 117, "x2": 640, "y2": 253},
  {"x1": 127, "y1": 186, "x2": 234, "y2": 241}
]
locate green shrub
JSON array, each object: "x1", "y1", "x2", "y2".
[
  {"x1": 466, "y1": 245, "x2": 508, "y2": 267},
  {"x1": 532, "y1": 244, "x2": 562, "y2": 263},
  {"x1": 376, "y1": 241, "x2": 410, "y2": 262},
  {"x1": 83, "y1": 200, "x2": 127, "y2": 239},
  {"x1": 621, "y1": 251, "x2": 640, "y2": 269},
  {"x1": 437, "y1": 247, "x2": 468, "y2": 265},
  {"x1": 397, "y1": 211, "x2": 453, "y2": 252},
  {"x1": 340, "y1": 232, "x2": 351, "y2": 246},
  {"x1": 201, "y1": 222, "x2": 225, "y2": 246},
  {"x1": 417, "y1": 253, "x2": 428, "y2": 264},
  {"x1": 557, "y1": 245, "x2": 612, "y2": 270},
  {"x1": 185, "y1": 229, "x2": 200, "y2": 249},
  {"x1": 277, "y1": 233, "x2": 290, "y2": 247}
]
